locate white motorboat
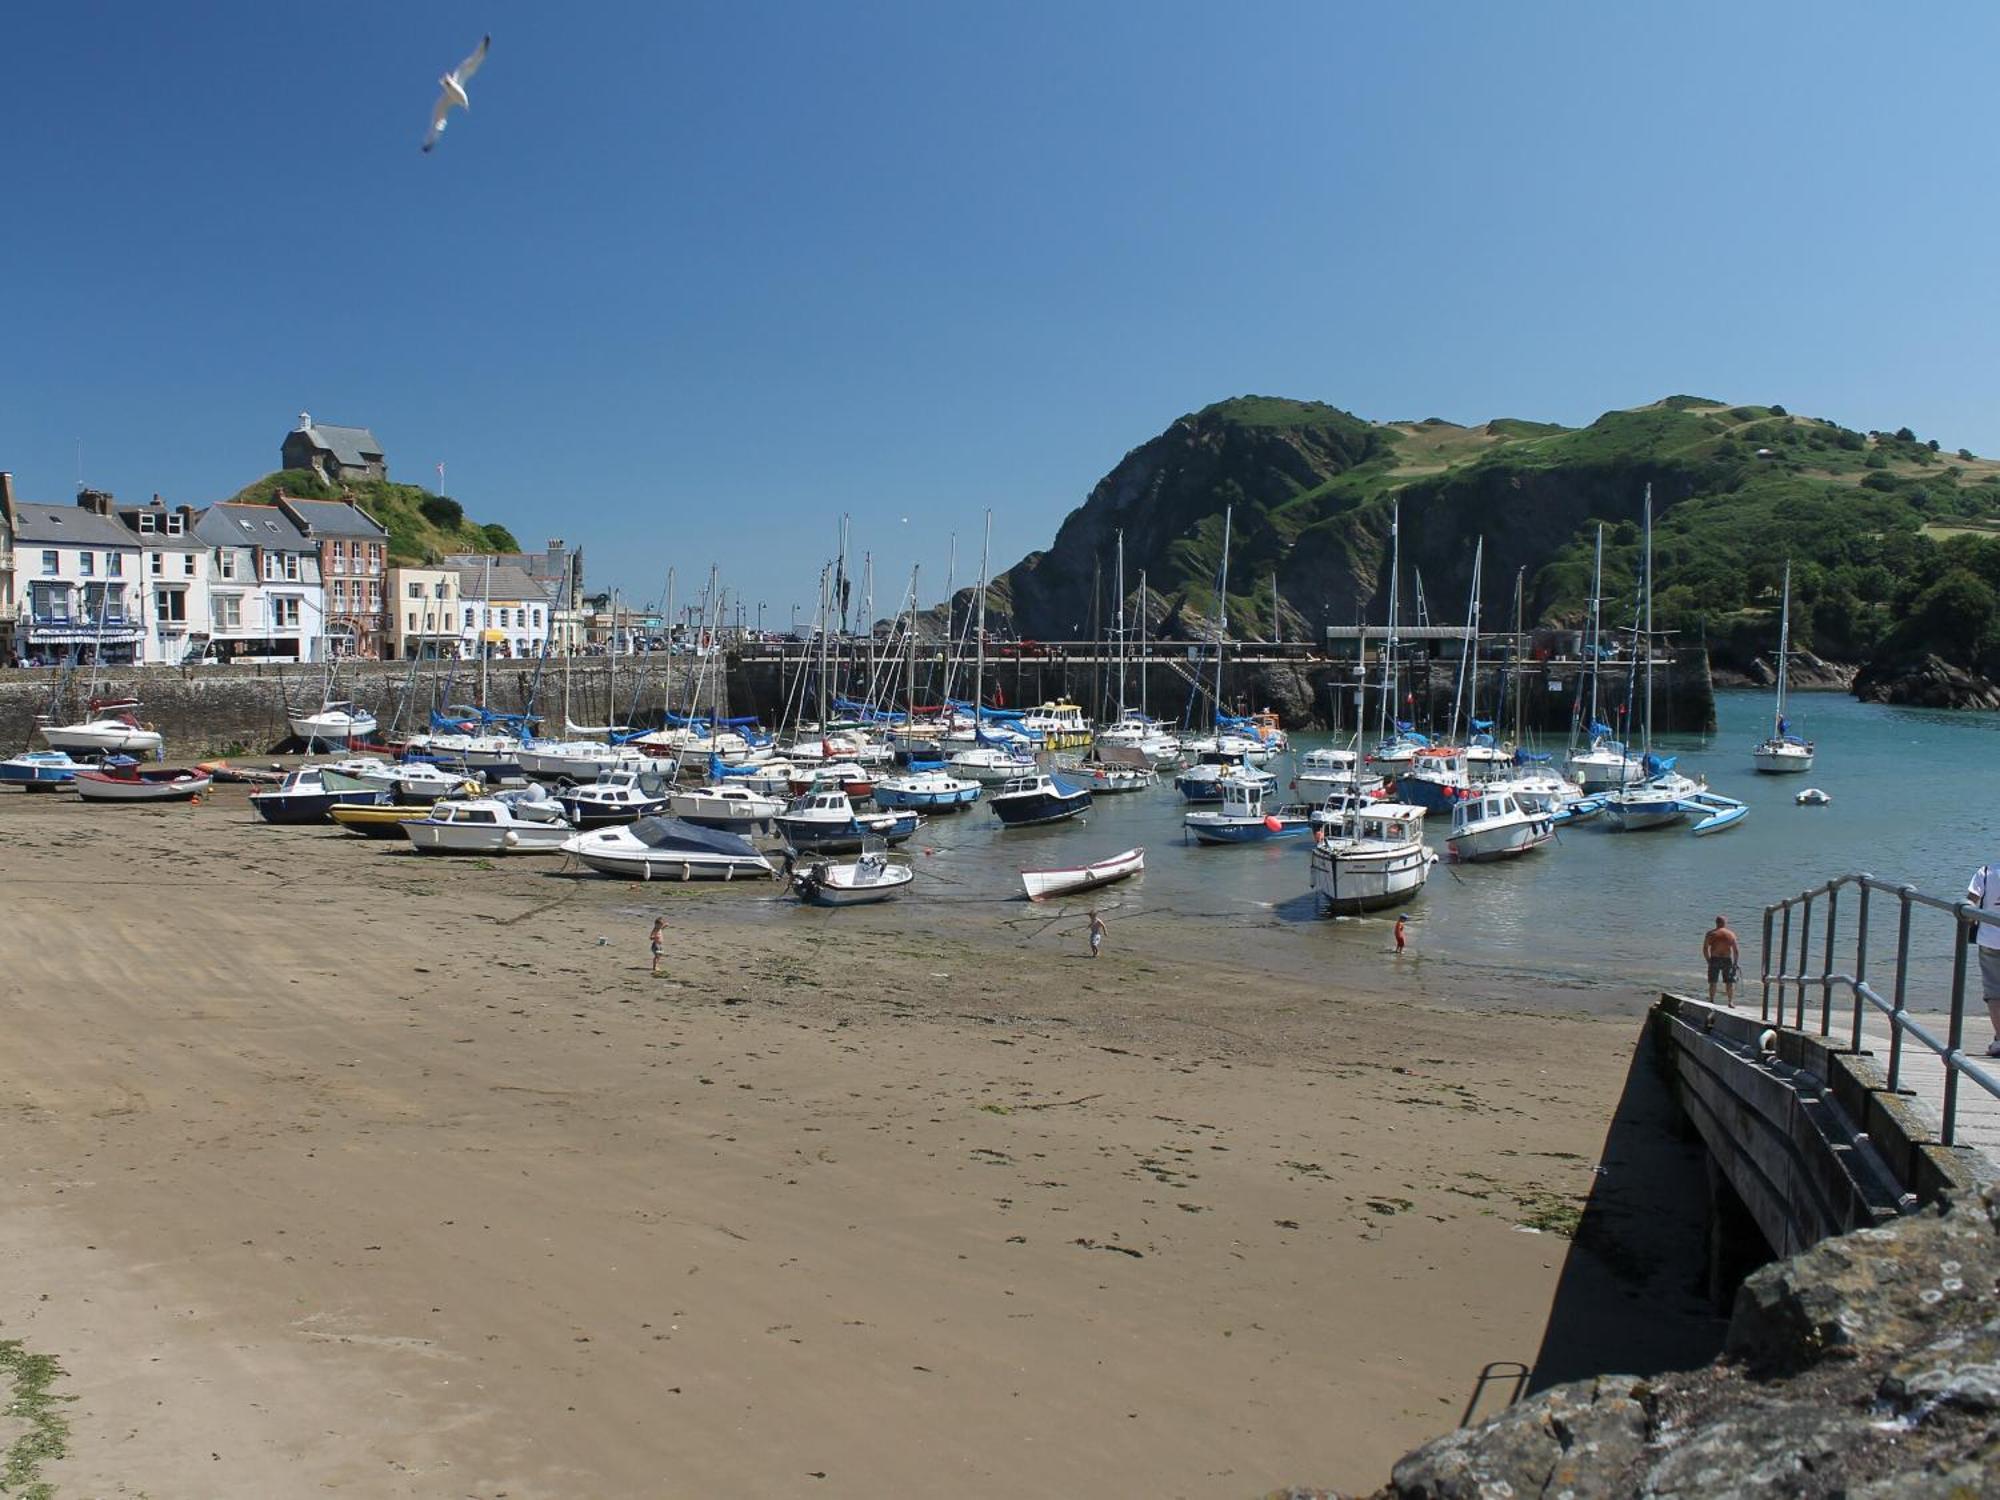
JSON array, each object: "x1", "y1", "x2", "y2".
[
  {"x1": 1184, "y1": 777, "x2": 1315, "y2": 845},
  {"x1": 1020, "y1": 846, "x2": 1146, "y2": 902},
  {"x1": 1077, "y1": 762, "x2": 1153, "y2": 794},
  {"x1": 872, "y1": 769, "x2": 982, "y2": 811},
  {"x1": 1309, "y1": 802, "x2": 1436, "y2": 914},
  {"x1": 73, "y1": 758, "x2": 211, "y2": 802},
  {"x1": 558, "y1": 766, "x2": 676, "y2": 827},
  {"x1": 1295, "y1": 746, "x2": 1377, "y2": 798},
  {"x1": 1752, "y1": 559, "x2": 1815, "y2": 774},
  {"x1": 563, "y1": 816, "x2": 773, "y2": 881},
  {"x1": 404, "y1": 788, "x2": 573, "y2": 854},
  {"x1": 1446, "y1": 789, "x2": 1554, "y2": 862},
  {"x1": 667, "y1": 782, "x2": 786, "y2": 832},
  {"x1": 1566, "y1": 739, "x2": 1649, "y2": 793},
  {"x1": 791, "y1": 847, "x2": 915, "y2": 906},
  {"x1": 39, "y1": 704, "x2": 163, "y2": 756},
  {"x1": 948, "y1": 744, "x2": 1037, "y2": 786},
  {"x1": 291, "y1": 701, "x2": 377, "y2": 745}
]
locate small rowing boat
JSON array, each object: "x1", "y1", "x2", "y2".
[
  {"x1": 74, "y1": 757, "x2": 211, "y2": 803},
  {"x1": 1020, "y1": 846, "x2": 1145, "y2": 902}
]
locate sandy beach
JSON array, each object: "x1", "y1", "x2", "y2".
[{"x1": 0, "y1": 783, "x2": 1679, "y2": 1497}]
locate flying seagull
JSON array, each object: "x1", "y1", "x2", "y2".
[{"x1": 421, "y1": 34, "x2": 490, "y2": 153}]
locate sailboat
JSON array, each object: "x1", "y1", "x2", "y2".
[
  {"x1": 291, "y1": 642, "x2": 377, "y2": 746},
  {"x1": 1603, "y1": 489, "x2": 1688, "y2": 831},
  {"x1": 1565, "y1": 524, "x2": 1645, "y2": 793},
  {"x1": 1369, "y1": 501, "x2": 1429, "y2": 779},
  {"x1": 1752, "y1": 559, "x2": 1814, "y2": 773},
  {"x1": 947, "y1": 513, "x2": 1035, "y2": 786}
]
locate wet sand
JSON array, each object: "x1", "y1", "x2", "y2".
[{"x1": 0, "y1": 783, "x2": 1652, "y2": 1497}]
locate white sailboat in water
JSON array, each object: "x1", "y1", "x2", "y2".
[{"x1": 1751, "y1": 559, "x2": 1814, "y2": 774}]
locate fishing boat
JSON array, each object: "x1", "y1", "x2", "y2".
[
  {"x1": 403, "y1": 788, "x2": 574, "y2": 854},
  {"x1": 290, "y1": 700, "x2": 377, "y2": 746},
  {"x1": 1184, "y1": 777, "x2": 1314, "y2": 845},
  {"x1": 791, "y1": 846, "x2": 914, "y2": 906},
  {"x1": 1295, "y1": 746, "x2": 1380, "y2": 798},
  {"x1": 563, "y1": 816, "x2": 774, "y2": 881},
  {"x1": 1445, "y1": 788, "x2": 1554, "y2": 862},
  {"x1": 1018, "y1": 700, "x2": 1093, "y2": 752},
  {"x1": 73, "y1": 757, "x2": 211, "y2": 803},
  {"x1": 250, "y1": 765, "x2": 391, "y2": 825},
  {"x1": 1751, "y1": 559, "x2": 1815, "y2": 774},
  {"x1": 1309, "y1": 802, "x2": 1435, "y2": 914},
  {"x1": 1174, "y1": 751, "x2": 1272, "y2": 804},
  {"x1": 1396, "y1": 747, "x2": 1473, "y2": 814},
  {"x1": 1020, "y1": 846, "x2": 1146, "y2": 902},
  {"x1": 40, "y1": 702, "x2": 163, "y2": 756},
  {"x1": 872, "y1": 768, "x2": 982, "y2": 811},
  {"x1": 666, "y1": 782, "x2": 787, "y2": 832},
  {"x1": 0, "y1": 749, "x2": 83, "y2": 789},
  {"x1": 989, "y1": 771, "x2": 1093, "y2": 828},
  {"x1": 775, "y1": 791, "x2": 922, "y2": 852},
  {"x1": 557, "y1": 766, "x2": 676, "y2": 828}
]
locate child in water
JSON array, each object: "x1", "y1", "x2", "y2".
[{"x1": 1394, "y1": 914, "x2": 1408, "y2": 955}]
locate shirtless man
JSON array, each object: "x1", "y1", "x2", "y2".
[{"x1": 1703, "y1": 915, "x2": 1740, "y2": 1006}]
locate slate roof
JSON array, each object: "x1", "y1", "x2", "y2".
[
  {"x1": 13, "y1": 502, "x2": 143, "y2": 549},
  {"x1": 193, "y1": 502, "x2": 315, "y2": 551},
  {"x1": 454, "y1": 561, "x2": 555, "y2": 603},
  {"x1": 281, "y1": 497, "x2": 389, "y2": 539},
  {"x1": 293, "y1": 422, "x2": 384, "y2": 467}
]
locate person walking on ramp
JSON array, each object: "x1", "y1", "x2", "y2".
[{"x1": 1964, "y1": 861, "x2": 2000, "y2": 1057}]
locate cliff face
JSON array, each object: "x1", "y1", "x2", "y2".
[{"x1": 970, "y1": 394, "x2": 2000, "y2": 708}]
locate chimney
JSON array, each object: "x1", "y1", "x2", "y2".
[{"x1": 76, "y1": 487, "x2": 115, "y2": 517}]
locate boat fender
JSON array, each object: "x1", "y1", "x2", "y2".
[
  {"x1": 1263, "y1": 815, "x2": 1283, "y2": 832},
  {"x1": 503, "y1": 830, "x2": 520, "y2": 847}
]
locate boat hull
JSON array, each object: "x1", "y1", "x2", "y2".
[
  {"x1": 41, "y1": 723, "x2": 164, "y2": 754},
  {"x1": 329, "y1": 803, "x2": 436, "y2": 837},
  {"x1": 1446, "y1": 818, "x2": 1552, "y2": 861},
  {"x1": 991, "y1": 793, "x2": 1091, "y2": 827},
  {"x1": 791, "y1": 863, "x2": 914, "y2": 906},
  {"x1": 1184, "y1": 815, "x2": 1313, "y2": 845},
  {"x1": 404, "y1": 824, "x2": 572, "y2": 854},
  {"x1": 1309, "y1": 841, "x2": 1433, "y2": 914},
  {"x1": 1020, "y1": 847, "x2": 1145, "y2": 901},
  {"x1": 573, "y1": 848, "x2": 773, "y2": 880},
  {"x1": 1752, "y1": 744, "x2": 1814, "y2": 774},
  {"x1": 1602, "y1": 796, "x2": 1686, "y2": 832},
  {"x1": 74, "y1": 771, "x2": 211, "y2": 802},
  {"x1": 252, "y1": 788, "x2": 390, "y2": 824}
]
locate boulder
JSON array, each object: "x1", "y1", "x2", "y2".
[
  {"x1": 1388, "y1": 1374, "x2": 1651, "y2": 1500},
  {"x1": 1853, "y1": 652, "x2": 2000, "y2": 710}
]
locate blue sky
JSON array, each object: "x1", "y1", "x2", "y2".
[{"x1": 6, "y1": 2, "x2": 1998, "y2": 623}]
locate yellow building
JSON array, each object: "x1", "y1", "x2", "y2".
[{"x1": 385, "y1": 566, "x2": 461, "y2": 659}]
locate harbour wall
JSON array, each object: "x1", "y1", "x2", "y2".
[{"x1": 0, "y1": 644, "x2": 1720, "y2": 755}]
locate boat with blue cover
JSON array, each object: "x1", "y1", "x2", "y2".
[
  {"x1": 775, "y1": 791, "x2": 922, "y2": 852},
  {"x1": 1184, "y1": 777, "x2": 1314, "y2": 845},
  {"x1": 251, "y1": 765, "x2": 391, "y2": 824},
  {"x1": 873, "y1": 768, "x2": 982, "y2": 811}
]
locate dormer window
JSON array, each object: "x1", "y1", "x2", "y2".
[
  {"x1": 138, "y1": 513, "x2": 157, "y2": 534},
  {"x1": 166, "y1": 514, "x2": 185, "y2": 536}
]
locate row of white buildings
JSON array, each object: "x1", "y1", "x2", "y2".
[{"x1": 0, "y1": 474, "x2": 578, "y2": 667}]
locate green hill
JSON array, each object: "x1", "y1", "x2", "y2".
[
  {"x1": 981, "y1": 395, "x2": 2000, "y2": 698},
  {"x1": 226, "y1": 471, "x2": 520, "y2": 564}
]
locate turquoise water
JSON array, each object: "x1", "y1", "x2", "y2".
[{"x1": 846, "y1": 689, "x2": 2000, "y2": 1006}]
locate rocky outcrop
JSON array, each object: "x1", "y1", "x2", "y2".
[
  {"x1": 1853, "y1": 652, "x2": 2000, "y2": 710},
  {"x1": 1714, "y1": 651, "x2": 1857, "y2": 692},
  {"x1": 1271, "y1": 1184, "x2": 2000, "y2": 1499}
]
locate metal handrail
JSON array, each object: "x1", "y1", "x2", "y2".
[{"x1": 1761, "y1": 872, "x2": 2000, "y2": 1148}]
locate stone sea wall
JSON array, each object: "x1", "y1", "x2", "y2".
[
  {"x1": 1271, "y1": 1181, "x2": 2000, "y2": 1499},
  {"x1": 0, "y1": 659, "x2": 714, "y2": 757}
]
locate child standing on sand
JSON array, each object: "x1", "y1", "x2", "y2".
[
  {"x1": 1088, "y1": 910, "x2": 1106, "y2": 959},
  {"x1": 649, "y1": 916, "x2": 667, "y2": 976}
]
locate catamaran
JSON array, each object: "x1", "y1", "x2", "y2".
[{"x1": 1751, "y1": 559, "x2": 1815, "y2": 774}]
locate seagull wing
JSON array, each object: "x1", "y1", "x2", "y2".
[
  {"x1": 454, "y1": 34, "x2": 491, "y2": 84},
  {"x1": 421, "y1": 93, "x2": 452, "y2": 151}
]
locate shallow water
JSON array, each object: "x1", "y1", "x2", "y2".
[{"x1": 718, "y1": 689, "x2": 1997, "y2": 1009}]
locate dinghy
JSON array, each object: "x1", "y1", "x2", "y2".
[
  {"x1": 1020, "y1": 846, "x2": 1145, "y2": 902},
  {"x1": 792, "y1": 847, "x2": 915, "y2": 906},
  {"x1": 1795, "y1": 787, "x2": 1831, "y2": 807},
  {"x1": 74, "y1": 757, "x2": 211, "y2": 803},
  {"x1": 0, "y1": 750, "x2": 83, "y2": 789}
]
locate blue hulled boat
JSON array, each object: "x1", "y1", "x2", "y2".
[
  {"x1": 0, "y1": 749, "x2": 84, "y2": 789},
  {"x1": 989, "y1": 772, "x2": 1092, "y2": 828}
]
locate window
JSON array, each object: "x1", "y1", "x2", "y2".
[
  {"x1": 283, "y1": 554, "x2": 300, "y2": 582},
  {"x1": 182, "y1": 554, "x2": 195, "y2": 578},
  {"x1": 151, "y1": 553, "x2": 164, "y2": 577},
  {"x1": 107, "y1": 553, "x2": 122, "y2": 577},
  {"x1": 263, "y1": 552, "x2": 281, "y2": 581},
  {"x1": 31, "y1": 582, "x2": 68, "y2": 620},
  {"x1": 331, "y1": 580, "x2": 345, "y2": 608},
  {"x1": 369, "y1": 544, "x2": 382, "y2": 570},
  {"x1": 272, "y1": 597, "x2": 301, "y2": 630},
  {"x1": 41, "y1": 550, "x2": 57, "y2": 576},
  {"x1": 155, "y1": 590, "x2": 187, "y2": 624},
  {"x1": 218, "y1": 551, "x2": 238, "y2": 581},
  {"x1": 138, "y1": 513, "x2": 157, "y2": 534},
  {"x1": 367, "y1": 584, "x2": 380, "y2": 611},
  {"x1": 331, "y1": 540, "x2": 346, "y2": 566},
  {"x1": 408, "y1": 611, "x2": 418, "y2": 632},
  {"x1": 166, "y1": 514, "x2": 185, "y2": 536},
  {"x1": 531, "y1": 608, "x2": 542, "y2": 628},
  {"x1": 79, "y1": 552, "x2": 94, "y2": 577},
  {"x1": 215, "y1": 595, "x2": 242, "y2": 630},
  {"x1": 408, "y1": 581, "x2": 423, "y2": 599}
]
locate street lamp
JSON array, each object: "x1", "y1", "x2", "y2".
[{"x1": 757, "y1": 601, "x2": 765, "y2": 635}]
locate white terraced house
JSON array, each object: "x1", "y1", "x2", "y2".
[
  {"x1": 118, "y1": 497, "x2": 211, "y2": 664},
  {"x1": 193, "y1": 502, "x2": 328, "y2": 662},
  {"x1": 453, "y1": 559, "x2": 556, "y2": 660},
  {"x1": 13, "y1": 490, "x2": 146, "y2": 665}
]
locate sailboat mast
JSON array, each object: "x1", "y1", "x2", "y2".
[
  {"x1": 1212, "y1": 506, "x2": 1232, "y2": 728},
  {"x1": 1642, "y1": 484, "x2": 1655, "y2": 755},
  {"x1": 1775, "y1": 558, "x2": 1791, "y2": 733},
  {"x1": 1138, "y1": 570, "x2": 1149, "y2": 718},
  {"x1": 478, "y1": 554, "x2": 492, "y2": 709},
  {"x1": 1450, "y1": 538, "x2": 1483, "y2": 743},
  {"x1": 972, "y1": 511, "x2": 991, "y2": 737},
  {"x1": 1513, "y1": 566, "x2": 1527, "y2": 746},
  {"x1": 1115, "y1": 530, "x2": 1127, "y2": 717},
  {"x1": 1587, "y1": 523, "x2": 1604, "y2": 731},
  {"x1": 905, "y1": 565, "x2": 920, "y2": 723},
  {"x1": 1378, "y1": 501, "x2": 1400, "y2": 744}
]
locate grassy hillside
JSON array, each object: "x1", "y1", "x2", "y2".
[
  {"x1": 226, "y1": 471, "x2": 520, "y2": 564},
  {"x1": 984, "y1": 394, "x2": 2000, "y2": 688}
]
